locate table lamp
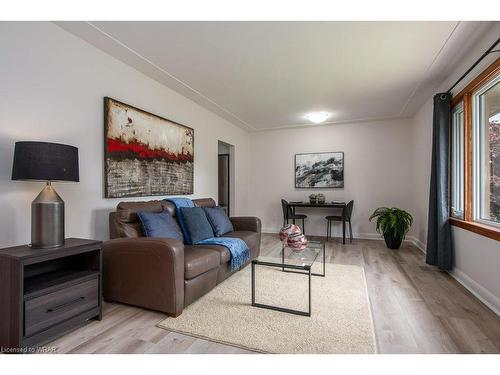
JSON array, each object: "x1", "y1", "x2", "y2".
[{"x1": 11, "y1": 141, "x2": 79, "y2": 248}]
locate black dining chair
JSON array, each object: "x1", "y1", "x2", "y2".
[
  {"x1": 325, "y1": 200, "x2": 354, "y2": 243},
  {"x1": 281, "y1": 199, "x2": 307, "y2": 234}
]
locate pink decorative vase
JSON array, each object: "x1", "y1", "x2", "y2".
[
  {"x1": 286, "y1": 233, "x2": 309, "y2": 252},
  {"x1": 279, "y1": 224, "x2": 301, "y2": 242}
]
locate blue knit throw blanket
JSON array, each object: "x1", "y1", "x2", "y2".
[{"x1": 165, "y1": 198, "x2": 250, "y2": 271}]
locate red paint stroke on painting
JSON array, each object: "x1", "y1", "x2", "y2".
[{"x1": 107, "y1": 138, "x2": 193, "y2": 162}]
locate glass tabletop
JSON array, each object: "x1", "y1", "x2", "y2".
[{"x1": 254, "y1": 240, "x2": 323, "y2": 269}]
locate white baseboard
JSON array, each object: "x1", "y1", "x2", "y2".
[
  {"x1": 353, "y1": 233, "x2": 383, "y2": 240},
  {"x1": 264, "y1": 229, "x2": 420, "y2": 245},
  {"x1": 262, "y1": 228, "x2": 383, "y2": 241},
  {"x1": 406, "y1": 235, "x2": 426, "y2": 253},
  {"x1": 262, "y1": 227, "x2": 280, "y2": 234},
  {"x1": 449, "y1": 268, "x2": 500, "y2": 317}
]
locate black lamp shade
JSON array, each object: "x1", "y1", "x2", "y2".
[{"x1": 11, "y1": 141, "x2": 79, "y2": 182}]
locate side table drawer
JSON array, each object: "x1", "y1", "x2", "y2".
[{"x1": 24, "y1": 277, "x2": 99, "y2": 337}]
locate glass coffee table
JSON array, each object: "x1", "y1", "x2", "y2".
[{"x1": 251, "y1": 240, "x2": 325, "y2": 317}]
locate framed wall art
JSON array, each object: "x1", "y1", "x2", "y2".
[
  {"x1": 295, "y1": 152, "x2": 344, "y2": 188},
  {"x1": 104, "y1": 97, "x2": 194, "y2": 198}
]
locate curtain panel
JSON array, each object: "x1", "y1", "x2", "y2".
[{"x1": 426, "y1": 93, "x2": 453, "y2": 270}]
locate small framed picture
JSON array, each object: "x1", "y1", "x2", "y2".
[{"x1": 295, "y1": 152, "x2": 344, "y2": 188}]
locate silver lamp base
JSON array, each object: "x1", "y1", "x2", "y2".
[{"x1": 31, "y1": 181, "x2": 65, "y2": 249}]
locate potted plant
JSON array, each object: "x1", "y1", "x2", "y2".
[{"x1": 369, "y1": 207, "x2": 413, "y2": 249}]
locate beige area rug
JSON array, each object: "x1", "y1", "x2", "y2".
[{"x1": 157, "y1": 263, "x2": 377, "y2": 354}]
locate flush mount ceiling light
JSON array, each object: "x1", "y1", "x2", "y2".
[{"x1": 305, "y1": 112, "x2": 330, "y2": 124}]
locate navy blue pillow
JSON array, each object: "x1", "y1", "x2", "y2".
[
  {"x1": 180, "y1": 207, "x2": 214, "y2": 244},
  {"x1": 137, "y1": 211, "x2": 182, "y2": 241},
  {"x1": 203, "y1": 206, "x2": 234, "y2": 237}
]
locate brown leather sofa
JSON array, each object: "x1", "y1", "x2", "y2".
[{"x1": 103, "y1": 198, "x2": 261, "y2": 317}]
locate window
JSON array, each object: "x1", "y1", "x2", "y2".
[
  {"x1": 451, "y1": 103, "x2": 465, "y2": 219},
  {"x1": 449, "y1": 58, "x2": 500, "y2": 241},
  {"x1": 473, "y1": 76, "x2": 500, "y2": 226}
]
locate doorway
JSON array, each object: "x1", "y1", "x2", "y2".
[{"x1": 218, "y1": 141, "x2": 234, "y2": 215}]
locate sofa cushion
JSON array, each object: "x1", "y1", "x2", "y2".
[
  {"x1": 113, "y1": 200, "x2": 184, "y2": 241},
  {"x1": 198, "y1": 244, "x2": 231, "y2": 264},
  {"x1": 193, "y1": 198, "x2": 216, "y2": 208},
  {"x1": 184, "y1": 246, "x2": 220, "y2": 279},
  {"x1": 137, "y1": 211, "x2": 183, "y2": 241},
  {"x1": 203, "y1": 206, "x2": 234, "y2": 236},
  {"x1": 180, "y1": 207, "x2": 214, "y2": 244},
  {"x1": 110, "y1": 211, "x2": 143, "y2": 238},
  {"x1": 117, "y1": 200, "x2": 164, "y2": 223}
]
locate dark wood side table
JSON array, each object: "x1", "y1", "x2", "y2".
[{"x1": 0, "y1": 238, "x2": 102, "y2": 351}]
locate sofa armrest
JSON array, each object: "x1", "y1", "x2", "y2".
[
  {"x1": 103, "y1": 237, "x2": 184, "y2": 316},
  {"x1": 230, "y1": 216, "x2": 262, "y2": 233}
]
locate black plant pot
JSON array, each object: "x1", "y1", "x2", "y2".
[{"x1": 383, "y1": 231, "x2": 403, "y2": 250}]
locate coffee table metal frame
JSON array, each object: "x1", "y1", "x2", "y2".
[{"x1": 251, "y1": 241, "x2": 325, "y2": 317}]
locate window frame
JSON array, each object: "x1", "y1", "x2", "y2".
[
  {"x1": 449, "y1": 57, "x2": 500, "y2": 241},
  {"x1": 450, "y1": 102, "x2": 465, "y2": 219},
  {"x1": 472, "y1": 74, "x2": 500, "y2": 228}
]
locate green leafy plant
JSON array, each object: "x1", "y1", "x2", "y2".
[{"x1": 369, "y1": 207, "x2": 413, "y2": 241}]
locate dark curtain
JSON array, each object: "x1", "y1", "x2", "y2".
[{"x1": 426, "y1": 93, "x2": 453, "y2": 270}]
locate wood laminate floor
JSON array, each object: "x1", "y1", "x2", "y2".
[{"x1": 48, "y1": 234, "x2": 500, "y2": 354}]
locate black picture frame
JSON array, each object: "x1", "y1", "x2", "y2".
[{"x1": 294, "y1": 152, "x2": 344, "y2": 189}]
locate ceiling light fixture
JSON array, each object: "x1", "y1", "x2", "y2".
[{"x1": 305, "y1": 112, "x2": 330, "y2": 124}]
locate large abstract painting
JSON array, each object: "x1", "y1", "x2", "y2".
[
  {"x1": 295, "y1": 152, "x2": 344, "y2": 188},
  {"x1": 104, "y1": 97, "x2": 194, "y2": 198}
]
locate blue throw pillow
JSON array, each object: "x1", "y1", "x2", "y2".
[
  {"x1": 137, "y1": 211, "x2": 182, "y2": 241},
  {"x1": 203, "y1": 206, "x2": 234, "y2": 236},
  {"x1": 180, "y1": 207, "x2": 214, "y2": 244}
]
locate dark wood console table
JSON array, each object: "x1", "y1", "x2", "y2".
[
  {"x1": 287, "y1": 201, "x2": 348, "y2": 244},
  {"x1": 0, "y1": 238, "x2": 102, "y2": 352}
]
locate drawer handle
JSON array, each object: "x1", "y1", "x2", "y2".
[{"x1": 47, "y1": 296, "x2": 85, "y2": 313}]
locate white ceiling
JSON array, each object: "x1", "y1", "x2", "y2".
[{"x1": 56, "y1": 21, "x2": 496, "y2": 131}]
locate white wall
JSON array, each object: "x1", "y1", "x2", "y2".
[
  {"x1": 410, "y1": 23, "x2": 500, "y2": 314},
  {"x1": 410, "y1": 99, "x2": 434, "y2": 250},
  {"x1": 0, "y1": 22, "x2": 252, "y2": 247},
  {"x1": 250, "y1": 118, "x2": 414, "y2": 237}
]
